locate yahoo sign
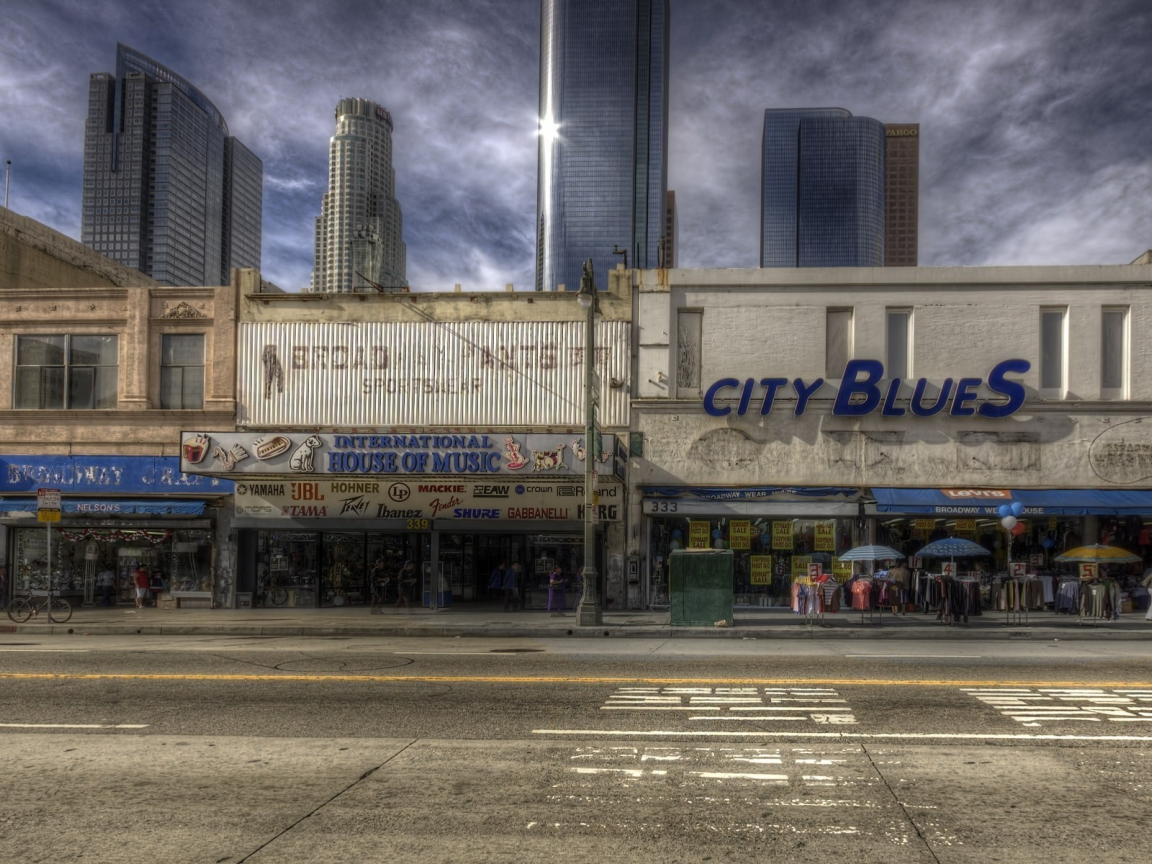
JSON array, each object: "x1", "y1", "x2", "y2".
[{"x1": 703, "y1": 359, "x2": 1030, "y2": 419}]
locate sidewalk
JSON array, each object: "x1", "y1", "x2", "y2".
[{"x1": 5, "y1": 602, "x2": 1151, "y2": 640}]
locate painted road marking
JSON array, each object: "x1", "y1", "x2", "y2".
[
  {"x1": 534, "y1": 729, "x2": 1152, "y2": 742},
  {"x1": 0, "y1": 723, "x2": 148, "y2": 729},
  {"x1": 2, "y1": 672, "x2": 1152, "y2": 688},
  {"x1": 602, "y1": 686, "x2": 858, "y2": 724},
  {"x1": 963, "y1": 687, "x2": 1152, "y2": 726},
  {"x1": 847, "y1": 654, "x2": 981, "y2": 659}
]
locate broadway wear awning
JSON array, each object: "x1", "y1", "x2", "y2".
[
  {"x1": 0, "y1": 498, "x2": 206, "y2": 516},
  {"x1": 870, "y1": 488, "x2": 1152, "y2": 517}
]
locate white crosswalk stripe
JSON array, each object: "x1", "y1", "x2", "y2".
[
  {"x1": 602, "y1": 686, "x2": 857, "y2": 725},
  {"x1": 963, "y1": 687, "x2": 1152, "y2": 726}
]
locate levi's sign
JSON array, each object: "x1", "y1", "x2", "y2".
[{"x1": 703, "y1": 359, "x2": 1030, "y2": 419}]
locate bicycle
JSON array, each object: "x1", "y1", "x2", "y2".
[{"x1": 7, "y1": 593, "x2": 73, "y2": 624}]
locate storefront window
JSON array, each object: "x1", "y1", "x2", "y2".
[
  {"x1": 322, "y1": 533, "x2": 366, "y2": 606},
  {"x1": 648, "y1": 517, "x2": 856, "y2": 607},
  {"x1": 526, "y1": 534, "x2": 583, "y2": 609},
  {"x1": 256, "y1": 532, "x2": 318, "y2": 607},
  {"x1": 11, "y1": 526, "x2": 209, "y2": 603}
]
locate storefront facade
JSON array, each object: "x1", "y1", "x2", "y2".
[
  {"x1": 630, "y1": 263, "x2": 1152, "y2": 608},
  {"x1": 0, "y1": 268, "x2": 243, "y2": 608},
  {"x1": 181, "y1": 430, "x2": 627, "y2": 609},
  {"x1": 212, "y1": 269, "x2": 636, "y2": 608}
]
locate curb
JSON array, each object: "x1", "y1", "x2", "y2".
[{"x1": 15, "y1": 623, "x2": 1151, "y2": 640}]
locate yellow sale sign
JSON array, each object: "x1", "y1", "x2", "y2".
[
  {"x1": 750, "y1": 555, "x2": 772, "y2": 585},
  {"x1": 814, "y1": 522, "x2": 835, "y2": 551},
  {"x1": 689, "y1": 521, "x2": 711, "y2": 549},
  {"x1": 791, "y1": 556, "x2": 812, "y2": 578},
  {"x1": 956, "y1": 519, "x2": 976, "y2": 536},
  {"x1": 729, "y1": 520, "x2": 751, "y2": 550},
  {"x1": 832, "y1": 557, "x2": 852, "y2": 582},
  {"x1": 772, "y1": 521, "x2": 793, "y2": 550}
]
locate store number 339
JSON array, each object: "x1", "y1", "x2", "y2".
[
  {"x1": 648, "y1": 501, "x2": 678, "y2": 513},
  {"x1": 406, "y1": 519, "x2": 430, "y2": 530}
]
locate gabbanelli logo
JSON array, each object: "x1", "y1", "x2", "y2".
[{"x1": 941, "y1": 489, "x2": 1011, "y2": 499}]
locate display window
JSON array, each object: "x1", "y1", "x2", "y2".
[
  {"x1": 10, "y1": 526, "x2": 211, "y2": 605},
  {"x1": 647, "y1": 516, "x2": 856, "y2": 607}
]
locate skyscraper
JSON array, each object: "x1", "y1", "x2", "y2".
[
  {"x1": 535, "y1": 0, "x2": 669, "y2": 292},
  {"x1": 663, "y1": 190, "x2": 678, "y2": 268},
  {"x1": 884, "y1": 123, "x2": 919, "y2": 266},
  {"x1": 760, "y1": 108, "x2": 886, "y2": 268},
  {"x1": 310, "y1": 98, "x2": 406, "y2": 293},
  {"x1": 81, "y1": 44, "x2": 262, "y2": 286}
]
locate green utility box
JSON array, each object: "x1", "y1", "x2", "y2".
[{"x1": 669, "y1": 549, "x2": 734, "y2": 627}]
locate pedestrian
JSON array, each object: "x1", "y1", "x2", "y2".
[
  {"x1": 133, "y1": 565, "x2": 149, "y2": 609},
  {"x1": 395, "y1": 561, "x2": 417, "y2": 610},
  {"x1": 888, "y1": 560, "x2": 910, "y2": 614},
  {"x1": 97, "y1": 565, "x2": 116, "y2": 606},
  {"x1": 512, "y1": 562, "x2": 525, "y2": 609},
  {"x1": 502, "y1": 562, "x2": 518, "y2": 612},
  {"x1": 488, "y1": 561, "x2": 506, "y2": 602},
  {"x1": 369, "y1": 557, "x2": 389, "y2": 614},
  {"x1": 547, "y1": 564, "x2": 567, "y2": 615}
]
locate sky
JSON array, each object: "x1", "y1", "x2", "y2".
[{"x1": 2, "y1": 0, "x2": 1150, "y2": 292}]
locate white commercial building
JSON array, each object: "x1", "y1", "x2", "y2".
[
  {"x1": 310, "y1": 98, "x2": 407, "y2": 293},
  {"x1": 630, "y1": 264, "x2": 1152, "y2": 611}
]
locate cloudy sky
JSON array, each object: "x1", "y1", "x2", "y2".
[{"x1": 2, "y1": 0, "x2": 1150, "y2": 291}]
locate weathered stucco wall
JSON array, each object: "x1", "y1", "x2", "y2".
[{"x1": 0, "y1": 206, "x2": 157, "y2": 290}]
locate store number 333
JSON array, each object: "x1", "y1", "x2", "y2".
[{"x1": 648, "y1": 501, "x2": 678, "y2": 513}]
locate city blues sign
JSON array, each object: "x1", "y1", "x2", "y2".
[{"x1": 703, "y1": 359, "x2": 1030, "y2": 419}]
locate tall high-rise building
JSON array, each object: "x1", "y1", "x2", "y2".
[
  {"x1": 760, "y1": 108, "x2": 886, "y2": 268},
  {"x1": 81, "y1": 44, "x2": 262, "y2": 286},
  {"x1": 663, "y1": 190, "x2": 678, "y2": 268},
  {"x1": 884, "y1": 123, "x2": 919, "y2": 266},
  {"x1": 535, "y1": 0, "x2": 669, "y2": 292},
  {"x1": 310, "y1": 98, "x2": 406, "y2": 293}
]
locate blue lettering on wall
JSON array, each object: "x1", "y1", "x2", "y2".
[{"x1": 701, "y1": 360, "x2": 1032, "y2": 418}]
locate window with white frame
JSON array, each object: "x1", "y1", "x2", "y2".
[
  {"x1": 160, "y1": 334, "x2": 205, "y2": 409},
  {"x1": 1040, "y1": 308, "x2": 1066, "y2": 396},
  {"x1": 14, "y1": 335, "x2": 118, "y2": 409},
  {"x1": 886, "y1": 308, "x2": 912, "y2": 380},
  {"x1": 1101, "y1": 307, "x2": 1128, "y2": 399}
]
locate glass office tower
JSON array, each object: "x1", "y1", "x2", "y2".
[
  {"x1": 81, "y1": 44, "x2": 262, "y2": 286},
  {"x1": 535, "y1": 0, "x2": 669, "y2": 292},
  {"x1": 760, "y1": 108, "x2": 886, "y2": 268}
]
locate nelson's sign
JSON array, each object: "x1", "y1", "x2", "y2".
[{"x1": 703, "y1": 359, "x2": 1030, "y2": 419}]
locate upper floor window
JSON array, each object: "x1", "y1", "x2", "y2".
[
  {"x1": 15, "y1": 335, "x2": 118, "y2": 409},
  {"x1": 825, "y1": 308, "x2": 854, "y2": 379},
  {"x1": 160, "y1": 334, "x2": 204, "y2": 409},
  {"x1": 1040, "y1": 308, "x2": 1066, "y2": 397},
  {"x1": 1101, "y1": 307, "x2": 1129, "y2": 399},
  {"x1": 886, "y1": 309, "x2": 912, "y2": 380}
]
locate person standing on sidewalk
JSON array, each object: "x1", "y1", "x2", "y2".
[
  {"x1": 395, "y1": 561, "x2": 417, "y2": 611},
  {"x1": 547, "y1": 565, "x2": 567, "y2": 615},
  {"x1": 502, "y1": 563, "x2": 518, "y2": 612},
  {"x1": 133, "y1": 566, "x2": 150, "y2": 609},
  {"x1": 97, "y1": 566, "x2": 116, "y2": 606},
  {"x1": 488, "y1": 561, "x2": 506, "y2": 602}
]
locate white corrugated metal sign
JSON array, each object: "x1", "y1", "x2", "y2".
[{"x1": 238, "y1": 321, "x2": 630, "y2": 428}]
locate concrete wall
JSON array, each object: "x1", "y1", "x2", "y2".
[
  {"x1": 630, "y1": 265, "x2": 1152, "y2": 535},
  {"x1": 0, "y1": 206, "x2": 157, "y2": 291},
  {"x1": 0, "y1": 270, "x2": 241, "y2": 455}
]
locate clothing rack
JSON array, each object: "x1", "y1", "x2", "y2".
[
  {"x1": 849, "y1": 577, "x2": 883, "y2": 625},
  {"x1": 1079, "y1": 577, "x2": 1120, "y2": 627},
  {"x1": 1000, "y1": 577, "x2": 1030, "y2": 626}
]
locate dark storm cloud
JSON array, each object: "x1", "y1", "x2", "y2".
[{"x1": 1, "y1": 0, "x2": 1150, "y2": 293}]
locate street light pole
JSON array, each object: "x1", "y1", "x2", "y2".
[{"x1": 575, "y1": 259, "x2": 602, "y2": 627}]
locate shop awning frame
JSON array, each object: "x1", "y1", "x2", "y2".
[
  {"x1": 870, "y1": 488, "x2": 1152, "y2": 517},
  {"x1": 0, "y1": 498, "x2": 206, "y2": 516}
]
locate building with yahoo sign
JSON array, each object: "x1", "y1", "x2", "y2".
[{"x1": 629, "y1": 262, "x2": 1152, "y2": 610}]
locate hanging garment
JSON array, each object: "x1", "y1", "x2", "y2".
[{"x1": 851, "y1": 579, "x2": 873, "y2": 611}]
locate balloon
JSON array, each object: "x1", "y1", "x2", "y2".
[
  {"x1": 1000, "y1": 515, "x2": 1018, "y2": 530},
  {"x1": 672, "y1": 529, "x2": 682, "y2": 539},
  {"x1": 1011, "y1": 502, "x2": 1024, "y2": 517},
  {"x1": 1011, "y1": 522, "x2": 1026, "y2": 536},
  {"x1": 712, "y1": 529, "x2": 722, "y2": 539},
  {"x1": 1040, "y1": 537, "x2": 1054, "y2": 549},
  {"x1": 997, "y1": 505, "x2": 1011, "y2": 518}
]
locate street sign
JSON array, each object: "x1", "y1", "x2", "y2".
[
  {"x1": 37, "y1": 487, "x2": 61, "y2": 522},
  {"x1": 37, "y1": 488, "x2": 61, "y2": 510}
]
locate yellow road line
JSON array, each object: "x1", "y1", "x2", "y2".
[{"x1": 2, "y1": 672, "x2": 1152, "y2": 687}]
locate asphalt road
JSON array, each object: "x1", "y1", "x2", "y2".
[{"x1": 1, "y1": 635, "x2": 1150, "y2": 863}]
